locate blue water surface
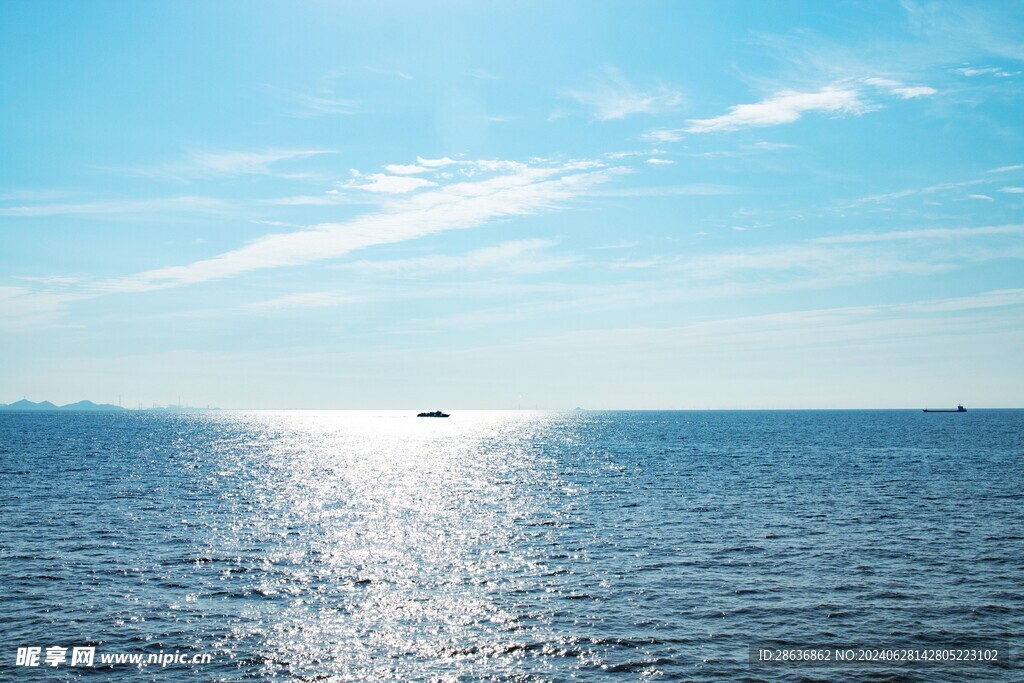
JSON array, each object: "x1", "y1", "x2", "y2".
[{"x1": 1, "y1": 410, "x2": 1021, "y2": 681}]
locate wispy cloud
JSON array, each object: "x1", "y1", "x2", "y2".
[
  {"x1": 0, "y1": 195, "x2": 225, "y2": 217},
  {"x1": 470, "y1": 68, "x2": 498, "y2": 81},
  {"x1": 955, "y1": 66, "x2": 1006, "y2": 77},
  {"x1": 593, "y1": 183, "x2": 738, "y2": 197},
  {"x1": 676, "y1": 243, "x2": 951, "y2": 281},
  {"x1": 686, "y1": 86, "x2": 872, "y2": 133},
  {"x1": 416, "y1": 156, "x2": 460, "y2": 168},
  {"x1": 602, "y1": 223, "x2": 1024, "y2": 301},
  {"x1": 90, "y1": 160, "x2": 622, "y2": 293},
  {"x1": 565, "y1": 67, "x2": 682, "y2": 121},
  {"x1": 649, "y1": 76, "x2": 937, "y2": 140},
  {"x1": 364, "y1": 66, "x2": 413, "y2": 81},
  {"x1": 535, "y1": 288, "x2": 1024, "y2": 356},
  {"x1": 384, "y1": 164, "x2": 429, "y2": 175},
  {"x1": 843, "y1": 176, "x2": 992, "y2": 208},
  {"x1": 1000, "y1": 187, "x2": 1024, "y2": 194},
  {"x1": 813, "y1": 224, "x2": 1024, "y2": 244},
  {"x1": 342, "y1": 239, "x2": 572, "y2": 275},
  {"x1": 645, "y1": 158, "x2": 674, "y2": 165},
  {"x1": 864, "y1": 77, "x2": 937, "y2": 98},
  {"x1": 895, "y1": 288, "x2": 1024, "y2": 313},
  {"x1": 244, "y1": 291, "x2": 360, "y2": 313},
  {"x1": 746, "y1": 141, "x2": 797, "y2": 151},
  {"x1": 288, "y1": 91, "x2": 360, "y2": 118},
  {"x1": 262, "y1": 192, "x2": 377, "y2": 207},
  {"x1": 134, "y1": 149, "x2": 333, "y2": 181},
  {"x1": 903, "y1": 1, "x2": 1024, "y2": 62},
  {"x1": 346, "y1": 172, "x2": 438, "y2": 194},
  {"x1": 0, "y1": 286, "x2": 78, "y2": 332}
]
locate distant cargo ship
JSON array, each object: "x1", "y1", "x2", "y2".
[
  {"x1": 417, "y1": 410, "x2": 449, "y2": 418},
  {"x1": 922, "y1": 405, "x2": 966, "y2": 413}
]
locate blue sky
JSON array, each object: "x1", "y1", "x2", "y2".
[{"x1": 2, "y1": 0, "x2": 1023, "y2": 408}]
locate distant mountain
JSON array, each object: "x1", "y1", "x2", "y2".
[
  {"x1": 0, "y1": 399, "x2": 125, "y2": 411},
  {"x1": 59, "y1": 400, "x2": 126, "y2": 411},
  {"x1": 1, "y1": 399, "x2": 60, "y2": 411}
]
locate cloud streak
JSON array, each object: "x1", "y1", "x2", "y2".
[
  {"x1": 686, "y1": 86, "x2": 871, "y2": 133},
  {"x1": 814, "y1": 224, "x2": 1024, "y2": 244},
  {"x1": 648, "y1": 77, "x2": 936, "y2": 140},
  {"x1": 864, "y1": 77, "x2": 937, "y2": 99},
  {"x1": 0, "y1": 195, "x2": 225, "y2": 217},
  {"x1": 134, "y1": 149, "x2": 333, "y2": 181},
  {"x1": 0, "y1": 286, "x2": 79, "y2": 332},
  {"x1": 346, "y1": 173, "x2": 438, "y2": 194},
  {"x1": 565, "y1": 67, "x2": 682, "y2": 121},
  {"x1": 91, "y1": 161, "x2": 621, "y2": 293},
  {"x1": 342, "y1": 239, "x2": 572, "y2": 276},
  {"x1": 244, "y1": 291, "x2": 360, "y2": 313}
]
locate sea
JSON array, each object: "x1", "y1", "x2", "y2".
[{"x1": 1, "y1": 410, "x2": 1021, "y2": 681}]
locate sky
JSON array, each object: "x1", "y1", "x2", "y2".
[{"x1": 1, "y1": 0, "x2": 1023, "y2": 409}]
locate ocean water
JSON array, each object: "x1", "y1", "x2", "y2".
[{"x1": 1, "y1": 410, "x2": 1021, "y2": 681}]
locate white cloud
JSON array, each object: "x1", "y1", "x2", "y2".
[
  {"x1": 892, "y1": 85, "x2": 937, "y2": 98},
  {"x1": 745, "y1": 141, "x2": 797, "y2": 151},
  {"x1": 416, "y1": 156, "x2": 460, "y2": 168},
  {"x1": 953, "y1": 66, "x2": 1018, "y2": 78},
  {"x1": 895, "y1": 289, "x2": 1024, "y2": 313},
  {"x1": 186, "y1": 149, "x2": 329, "y2": 176},
  {"x1": 11, "y1": 275, "x2": 82, "y2": 286},
  {"x1": 244, "y1": 291, "x2": 359, "y2": 313},
  {"x1": 473, "y1": 160, "x2": 528, "y2": 173},
  {"x1": 364, "y1": 66, "x2": 413, "y2": 81},
  {"x1": 686, "y1": 86, "x2": 871, "y2": 133},
  {"x1": 968, "y1": 194, "x2": 993, "y2": 200},
  {"x1": 607, "y1": 150, "x2": 660, "y2": 159},
  {"x1": 470, "y1": 68, "x2": 498, "y2": 81},
  {"x1": 0, "y1": 286, "x2": 77, "y2": 331},
  {"x1": 677, "y1": 244, "x2": 950, "y2": 281},
  {"x1": 565, "y1": 67, "x2": 682, "y2": 121},
  {"x1": 290, "y1": 92, "x2": 360, "y2": 117},
  {"x1": 844, "y1": 177, "x2": 991, "y2": 207},
  {"x1": 262, "y1": 193, "x2": 375, "y2": 206},
  {"x1": 814, "y1": 224, "x2": 1024, "y2": 244},
  {"x1": 645, "y1": 158, "x2": 674, "y2": 165},
  {"x1": 343, "y1": 239, "x2": 571, "y2": 275},
  {"x1": 90, "y1": 161, "x2": 620, "y2": 293},
  {"x1": 593, "y1": 183, "x2": 738, "y2": 197},
  {"x1": 864, "y1": 77, "x2": 901, "y2": 88},
  {"x1": 0, "y1": 196, "x2": 225, "y2": 217},
  {"x1": 955, "y1": 66, "x2": 1001, "y2": 77},
  {"x1": 988, "y1": 164, "x2": 1023, "y2": 173},
  {"x1": 384, "y1": 164, "x2": 429, "y2": 175},
  {"x1": 865, "y1": 77, "x2": 937, "y2": 99},
  {"x1": 643, "y1": 128, "x2": 685, "y2": 143},
  {"x1": 622, "y1": 225, "x2": 1024, "y2": 295},
  {"x1": 130, "y1": 148, "x2": 333, "y2": 181},
  {"x1": 537, "y1": 289, "x2": 1024, "y2": 356},
  {"x1": 1000, "y1": 187, "x2": 1024, "y2": 193},
  {"x1": 347, "y1": 174, "x2": 438, "y2": 194}
]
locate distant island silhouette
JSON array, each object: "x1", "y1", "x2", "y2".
[{"x1": 0, "y1": 399, "x2": 125, "y2": 411}]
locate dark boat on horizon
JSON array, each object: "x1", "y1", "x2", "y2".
[
  {"x1": 923, "y1": 405, "x2": 966, "y2": 413},
  {"x1": 417, "y1": 410, "x2": 450, "y2": 418}
]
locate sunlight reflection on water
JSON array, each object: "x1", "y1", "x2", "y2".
[
  {"x1": 206, "y1": 411, "x2": 565, "y2": 679},
  {"x1": 3, "y1": 410, "x2": 1022, "y2": 681}
]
